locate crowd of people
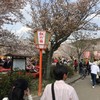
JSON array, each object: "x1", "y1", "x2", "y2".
[
  {"x1": 2, "y1": 63, "x2": 79, "y2": 100},
  {"x1": 0, "y1": 57, "x2": 39, "y2": 73},
  {"x1": 53, "y1": 57, "x2": 100, "y2": 89},
  {"x1": 1, "y1": 56, "x2": 100, "y2": 100}
]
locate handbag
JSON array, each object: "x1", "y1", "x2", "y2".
[
  {"x1": 51, "y1": 83, "x2": 56, "y2": 100},
  {"x1": 96, "y1": 74, "x2": 99, "y2": 79}
]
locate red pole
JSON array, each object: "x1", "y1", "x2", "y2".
[{"x1": 38, "y1": 49, "x2": 43, "y2": 96}]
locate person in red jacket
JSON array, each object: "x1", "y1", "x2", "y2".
[{"x1": 74, "y1": 59, "x2": 78, "y2": 72}]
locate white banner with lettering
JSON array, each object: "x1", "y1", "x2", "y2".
[{"x1": 38, "y1": 31, "x2": 46, "y2": 44}]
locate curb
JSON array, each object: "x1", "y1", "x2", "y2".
[{"x1": 68, "y1": 76, "x2": 82, "y2": 85}]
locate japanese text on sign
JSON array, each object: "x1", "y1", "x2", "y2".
[{"x1": 38, "y1": 31, "x2": 46, "y2": 44}]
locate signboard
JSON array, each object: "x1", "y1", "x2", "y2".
[
  {"x1": 34, "y1": 29, "x2": 51, "y2": 96},
  {"x1": 34, "y1": 30, "x2": 51, "y2": 49},
  {"x1": 13, "y1": 58, "x2": 26, "y2": 70},
  {"x1": 38, "y1": 31, "x2": 46, "y2": 45}
]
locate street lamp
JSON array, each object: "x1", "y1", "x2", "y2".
[{"x1": 34, "y1": 29, "x2": 51, "y2": 96}]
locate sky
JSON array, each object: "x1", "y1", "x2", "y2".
[
  {"x1": 2, "y1": 1, "x2": 100, "y2": 39},
  {"x1": 86, "y1": 14, "x2": 100, "y2": 38},
  {"x1": 3, "y1": 3, "x2": 32, "y2": 33}
]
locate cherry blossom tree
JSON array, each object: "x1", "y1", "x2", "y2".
[{"x1": 29, "y1": 0, "x2": 100, "y2": 78}]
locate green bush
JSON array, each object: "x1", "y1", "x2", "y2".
[
  {"x1": 0, "y1": 64, "x2": 75, "y2": 99},
  {"x1": 0, "y1": 71, "x2": 33, "y2": 100},
  {"x1": 65, "y1": 64, "x2": 74, "y2": 78}
]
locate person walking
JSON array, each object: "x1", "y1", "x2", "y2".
[
  {"x1": 79, "y1": 59, "x2": 84, "y2": 75},
  {"x1": 40, "y1": 64, "x2": 79, "y2": 100},
  {"x1": 74, "y1": 59, "x2": 78, "y2": 72},
  {"x1": 90, "y1": 62, "x2": 100, "y2": 88}
]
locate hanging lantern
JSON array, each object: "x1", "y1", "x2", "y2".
[
  {"x1": 33, "y1": 29, "x2": 51, "y2": 96},
  {"x1": 34, "y1": 30, "x2": 51, "y2": 49}
]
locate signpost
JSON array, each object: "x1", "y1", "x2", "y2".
[{"x1": 34, "y1": 29, "x2": 51, "y2": 96}]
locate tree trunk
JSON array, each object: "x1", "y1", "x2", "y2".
[
  {"x1": 43, "y1": 48, "x2": 53, "y2": 79},
  {"x1": 46, "y1": 52, "x2": 52, "y2": 79},
  {"x1": 78, "y1": 53, "x2": 80, "y2": 62}
]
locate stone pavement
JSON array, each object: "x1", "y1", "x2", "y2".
[
  {"x1": 32, "y1": 73, "x2": 81, "y2": 100},
  {"x1": 72, "y1": 75, "x2": 100, "y2": 100}
]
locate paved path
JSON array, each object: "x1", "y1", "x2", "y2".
[
  {"x1": 33, "y1": 75, "x2": 100, "y2": 100},
  {"x1": 72, "y1": 75, "x2": 100, "y2": 100}
]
